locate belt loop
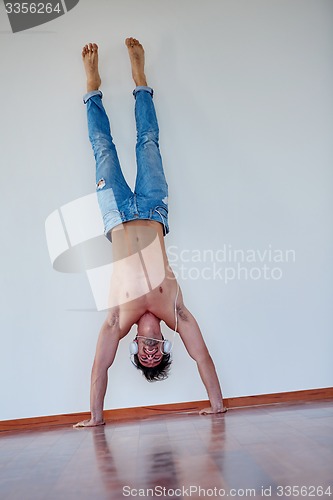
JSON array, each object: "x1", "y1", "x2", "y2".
[{"x1": 133, "y1": 193, "x2": 138, "y2": 213}]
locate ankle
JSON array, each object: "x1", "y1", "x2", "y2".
[
  {"x1": 86, "y1": 77, "x2": 101, "y2": 93},
  {"x1": 134, "y1": 75, "x2": 148, "y2": 87},
  {"x1": 87, "y1": 84, "x2": 100, "y2": 92}
]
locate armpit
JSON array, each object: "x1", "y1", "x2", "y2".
[
  {"x1": 177, "y1": 305, "x2": 189, "y2": 321},
  {"x1": 107, "y1": 309, "x2": 120, "y2": 327}
]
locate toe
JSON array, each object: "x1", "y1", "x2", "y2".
[{"x1": 126, "y1": 37, "x2": 139, "y2": 48}]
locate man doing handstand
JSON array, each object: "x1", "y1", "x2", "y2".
[{"x1": 74, "y1": 38, "x2": 227, "y2": 427}]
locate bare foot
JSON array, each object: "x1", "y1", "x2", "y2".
[
  {"x1": 82, "y1": 43, "x2": 102, "y2": 93},
  {"x1": 125, "y1": 37, "x2": 148, "y2": 87},
  {"x1": 73, "y1": 419, "x2": 105, "y2": 429}
]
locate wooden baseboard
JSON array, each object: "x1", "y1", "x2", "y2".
[
  {"x1": 1, "y1": 387, "x2": 332, "y2": 433},
  {"x1": 226, "y1": 387, "x2": 333, "y2": 408}
]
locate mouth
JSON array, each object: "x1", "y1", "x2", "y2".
[{"x1": 138, "y1": 352, "x2": 163, "y2": 367}]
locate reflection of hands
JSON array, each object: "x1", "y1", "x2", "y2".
[
  {"x1": 199, "y1": 407, "x2": 228, "y2": 415},
  {"x1": 73, "y1": 419, "x2": 105, "y2": 428}
]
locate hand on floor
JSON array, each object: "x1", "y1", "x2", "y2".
[
  {"x1": 73, "y1": 419, "x2": 105, "y2": 428},
  {"x1": 199, "y1": 407, "x2": 228, "y2": 415}
]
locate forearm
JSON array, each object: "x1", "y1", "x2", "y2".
[
  {"x1": 197, "y1": 355, "x2": 224, "y2": 411},
  {"x1": 73, "y1": 318, "x2": 120, "y2": 428},
  {"x1": 89, "y1": 364, "x2": 108, "y2": 423}
]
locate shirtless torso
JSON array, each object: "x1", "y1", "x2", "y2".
[{"x1": 108, "y1": 220, "x2": 180, "y2": 338}]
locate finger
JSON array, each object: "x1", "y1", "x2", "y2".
[{"x1": 73, "y1": 422, "x2": 86, "y2": 428}]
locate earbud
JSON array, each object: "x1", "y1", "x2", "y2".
[
  {"x1": 162, "y1": 340, "x2": 172, "y2": 354},
  {"x1": 129, "y1": 341, "x2": 139, "y2": 355}
]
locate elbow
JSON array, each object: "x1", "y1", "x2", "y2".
[
  {"x1": 194, "y1": 351, "x2": 212, "y2": 366},
  {"x1": 92, "y1": 359, "x2": 110, "y2": 376}
]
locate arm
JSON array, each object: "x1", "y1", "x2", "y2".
[
  {"x1": 176, "y1": 302, "x2": 227, "y2": 414},
  {"x1": 74, "y1": 312, "x2": 128, "y2": 427}
]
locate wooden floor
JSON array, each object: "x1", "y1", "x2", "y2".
[{"x1": 1, "y1": 400, "x2": 332, "y2": 499}]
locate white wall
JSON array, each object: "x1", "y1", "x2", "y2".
[{"x1": 1, "y1": 0, "x2": 332, "y2": 420}]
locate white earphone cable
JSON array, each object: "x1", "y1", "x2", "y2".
[{"x1": 169, "y1": 283, "x2": 180, "y2": 352}]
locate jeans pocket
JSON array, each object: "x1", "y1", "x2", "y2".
[{"x1": 154, "y1": 205, "x2": 168, "y2": 216}]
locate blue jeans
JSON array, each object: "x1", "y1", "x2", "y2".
[{"x1": 83, "y1": 87, "x2": 169, "y2": 241}]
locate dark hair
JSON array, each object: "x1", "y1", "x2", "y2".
[{"x1": 133, "y1": 354, "x2": 172, "y2": 382}]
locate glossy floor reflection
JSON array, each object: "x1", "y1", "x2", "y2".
[{"x1": 1, "y1": 400, "x2": 332, "y2": 499}]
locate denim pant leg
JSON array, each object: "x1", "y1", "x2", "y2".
[
  {"x1": 84, "y1": 91, "x2": 133, "y2": 240},
  {"x1": 133, "y1": 87, "x2": 169, "y2": 234}
]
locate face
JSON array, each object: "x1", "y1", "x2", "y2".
[
  {"x1": 137, "y1": 336, "x2": 164, "y2": 368},
  {"x1": 136, "y1": 312, "x2": 164, "y2": 368}
]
